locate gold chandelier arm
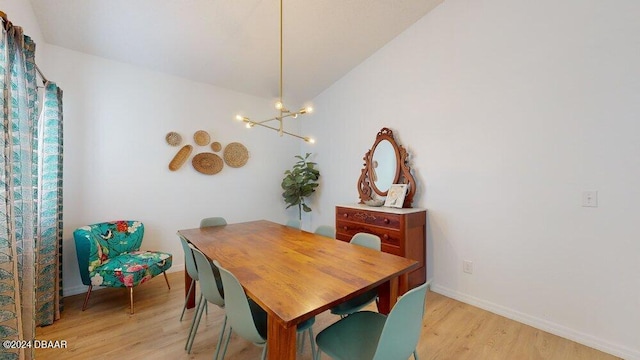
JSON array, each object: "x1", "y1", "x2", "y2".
[{"x1": 247, "y1": 120, "x2": 312, "y2": 142}]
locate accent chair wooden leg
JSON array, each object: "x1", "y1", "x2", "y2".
[
  {"x1": 129, "y1": 287, "x2": 134, "y2": 315},
  {"x1": 163, "y1": 271, "x2": 171, "y2": 290},
  {"x1": 82, "y1": 285, "x2": 93, "y2": 311}
]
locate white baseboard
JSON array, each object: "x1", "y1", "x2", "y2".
[
  {"x1": 430, "y1": 283, "x2": 639, "y2": 360},
  {"x1": 63, "y1": 262, "x2": 184, "y2": 297}
]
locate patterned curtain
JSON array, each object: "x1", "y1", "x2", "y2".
[
  {"x1": 35, "y1": 82, "x2": 64, "y2": 327},
  {"x1": 0, "y1": 18, "x2": 63, "y2": 360}
]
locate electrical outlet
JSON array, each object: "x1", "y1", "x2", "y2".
[
  {"x1": 463, "y1": 260, "x2": 473, "y2": 274},
  {"x1": 582, "y1": 191, "x2": 598, "y2": 207}
]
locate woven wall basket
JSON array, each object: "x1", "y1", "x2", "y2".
[
  {"x1": 211, "y1": 141, "x2": 222, "y2": 152},
  {"x1": 165, "y1": 131, "x2": 182, "y2": 146},
  {"x1": 192, "y1": 152, "x2": 223, "y2": 175},
  {"x1": 194, "y1": 130, "x2": 211, "y2": 146},
  {"x1": 223, "y1": 142, "x2": 249, "y2": 168},
  {"x1": 169, "y1": 145, "x2": 192, "y2": 171}
]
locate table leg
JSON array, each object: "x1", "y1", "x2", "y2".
[
  {"x1": 377, "y1": 276, "x2": 400, "y2": 315},
  {"x1": 185, "y1": 267, "x2": 195, "y2": 309},
  {"x1": 267, "y1": 314, "x2": 296, "y2": 360}
]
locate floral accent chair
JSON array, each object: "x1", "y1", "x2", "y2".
[{"x1": 73, "y1": 221, "x2": 172, "y2": 314}]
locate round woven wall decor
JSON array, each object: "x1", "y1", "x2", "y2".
[
  {"x1": 223, "y1": 142, "x2": 249, "y2": 168},
  {"x1": 211, "y1": 141, "x2": 222, "y2": 152},
  {"x1": 193, "y1": 130, "x2": 211, "y2": 146},
  {"x1": 165, "y1": 132, "x2": 182, "y2": 146},
  {"x1": 192, "y1": 152, "x2": 223, "y2": 175}
]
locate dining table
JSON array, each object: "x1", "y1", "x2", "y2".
[{"x1": 177, "y1": 220, "x2": 419, "y2": 360}]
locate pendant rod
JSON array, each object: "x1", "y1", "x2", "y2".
[{"x1": 279, "y1": 0, "x2": 283, "y2": 103}]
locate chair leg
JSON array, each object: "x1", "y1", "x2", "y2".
[
  {"x1": 297, "y1": 332, "x2": 304, "y2": 353},
  {"x1": 163, "y1": 271, "x2": 170, "y2": 289},
  {"x1": 213, "y1": 315, "x2": 228, "y2": 360},
  {"x1": 186, "y1": 293, "x2": 206, "y2": 353},
  {"x1": 129, "y1": 287, "x2": 134, "y2": 314},
  {"x1": 414, "y1": 350, "x2": 419, "y2": 360},
  {"x1": 180, "y1": 279, "x2": 196, "y2": 321},
  {"x1": 308, "y1": 327, "x2": 317, "y2": 360},
  {"x1": 260, "y1": 345, "x2": 267, "y2": 360},
  {"x1": 222, "y1": 326, "x2": 233, "y2": 359},
  {"x1": 82, "y1": 285, "x2": 93, "y2": 311}
]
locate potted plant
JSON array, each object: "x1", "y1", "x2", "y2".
[{"x1": 281, "y1": 153, "x2": 320, "y2": 221}]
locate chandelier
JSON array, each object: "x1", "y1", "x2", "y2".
[{"x1": 234, "y1": 0, "x2": 315, "y2": 143}]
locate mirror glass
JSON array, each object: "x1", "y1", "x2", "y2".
[{"x1": 371, "y1": 140, "x2": 397, "y2": 194}]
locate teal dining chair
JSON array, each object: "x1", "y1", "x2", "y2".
[
  {"x1": 215, "y1": 261, "x2": 317, "y2": 360},
  {"x1": 316, "y1": 282, "x2": 428, "y2": 360},
  {"x1": 314, "y1": 225, "x2": 336, "y2": 238},
  {"x1": 285, "y1": 219, "x2": 302, "y2": 229},
  {"x1": 330, "y1": 233, "x2": 381, "y2": 317},
  {"x1": 200, "y1": 217, "x2": 228, "y2": 228},
  {"x1": 179, "y1": 235, "x2": 203, "y2": 322},
  {"x1": 189, "y1": 248, "x2": 227, "y2": 358}
]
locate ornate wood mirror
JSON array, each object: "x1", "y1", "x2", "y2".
[{"x1": 358, "y1": 128, "x2": 416, "y2": 208}]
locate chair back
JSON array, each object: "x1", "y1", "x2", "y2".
[
  {"x1": 285, "y1": 219, "x2": 301, "y2": 229},
  {"x1": 73, "y1": 221, "x2": 144, "y2": 286},
  {"x1": 314, "y1": 225, "x2": 336, "y2": 238},
  {"x1": 372, "y1": 282, "x2": 428, "y2": 360},
  {"x1": 215, "y1": 261, "x2": 267, "y2": 345},
  {"x1": 350, "y1": 232, "x2": 381, "y2": 251},
  {"x1": 200, "y1": 217, "x2": 227, "y2": 228},
  {"x1": 178, "y1": 235, "x2": 198, "y2": 280},
  {"x1": 191, "y1": 248, "x2": 225, "y2": 307}
]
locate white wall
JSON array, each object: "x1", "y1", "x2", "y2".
[
  {"x1": 41, "y1": 44, "x2": 302, "y2": 295},
  {"x1": 304, "y1": 0, "x2": 640, "y2": 359}
]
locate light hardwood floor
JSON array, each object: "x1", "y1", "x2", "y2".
[{"x1": 36, "y1": 271, "x2": 618, "y2": 359}]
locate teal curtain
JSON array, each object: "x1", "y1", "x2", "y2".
[
  {"x1": 35, "y1": 82, "x2": 63, "y2": 327},
  {"x1": 1, "y1": 18, "x2": 63, "y2": 360}
]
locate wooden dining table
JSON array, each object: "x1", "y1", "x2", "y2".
[{"x1": 177, "y1": 220, "x2": 418, "y2": 360}]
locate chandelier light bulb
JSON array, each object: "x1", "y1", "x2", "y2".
[
  {"x1": 235, "y1": 114, "x2": 244, "y2": 121},
  {"x1": 305, "y1": 106, "x2": 313, "y2": 114},
  {"x1": 304, "y1": 137, "x2": 315, "y2": 144},
  {"x1": 245, "y1": 123, "x2": 253, "y2": 128},
  {"x1": 275, "y1": 101, "x2": 283, "y2": 110}
]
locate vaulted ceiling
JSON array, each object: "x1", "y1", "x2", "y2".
[{"x1": 30, "y1": 0, "x2": 442, "y2": 104}]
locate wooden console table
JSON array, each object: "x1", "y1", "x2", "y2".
[{"x1": 336, "y1": 204, "x2": 426, "y2": 293}]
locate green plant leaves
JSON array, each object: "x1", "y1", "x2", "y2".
[{"x1": 281, "y1": 153, "x2": 320, "y2": 220}]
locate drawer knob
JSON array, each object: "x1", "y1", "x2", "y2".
[
  {"x1": 343, "y1": 226, "x2": 348, "y2": 231},
  {"x1": 343, "y1": 213, "x2": 348, "y2": 218},
  {"x1": 384, "y1": 218, "x2": 390, "y2": 224},
  {"x1": 383, "y1": 234, "x2": 389, "y2": 240}
]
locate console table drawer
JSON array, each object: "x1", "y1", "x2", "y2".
[
  {"x1": 336, "y1": 220, "x2": 401, "y2": 247},
  {"x1": 337, "y1": 207, "x2": 401, "y2": 230}
]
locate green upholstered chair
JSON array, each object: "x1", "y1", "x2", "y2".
[
  {"x1": 314, "y1": 225, "x2": 336, "y2": 238},
  {"x1": 215, "y1": 261, "x2": 317, "y2": 360},
  {"x1": 285, "y1": 219, "x2": 302, "y2": 229},
  {"x1": 330, "y1": 233, "x2": 381, "y2": 317},
  {"x1": 189, "y1": 248, "x2": 227, "y2": 358},
  {"x1": 200, "y1": 217, "x2": 228, "y2": 227},
  {"x1": 316, "y1": 282, "x2": 428, "y2": 360},
  {"x1": 73, "y1": 221, "x2": 172, "y2": 314}
]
